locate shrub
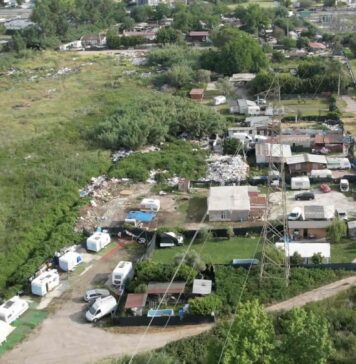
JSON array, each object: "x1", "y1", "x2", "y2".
[{"x1": 188, "y1": 294, "x2": 222, "y2": 315}]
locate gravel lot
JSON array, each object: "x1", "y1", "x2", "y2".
[{"x1": 269, "y1": 190, "x2": 356, "y2": 220}]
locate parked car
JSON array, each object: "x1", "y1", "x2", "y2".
[
  {"x1": 85, "y1": 295, "x2": 117, "y2": 322},
  {"x1": 288, "y1": 207, "x2": 303, "y2": 221},
  {"x1": 336, "y1": 209, "x2": 348, "y2": 221},
  {"x1": 320, "y1": 183, "x2": 331, "y2": 193},
  {"x1": 295, "y1": 192, "x2": 315, "y2": 201},
  {"x1": 84, "y1": 288, "x2": 111, "y2": 303}
]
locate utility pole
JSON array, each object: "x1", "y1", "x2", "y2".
[{"x1": 337, "y1": 72, "x2": 341, "y2": 97}]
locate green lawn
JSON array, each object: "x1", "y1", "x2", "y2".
[
  {"x1": 152, "y1": 236, "x2": 261, "y2": 264},
  {"x1": 279, "y1": 97, "x2": 329, "y2": 117},
  {"x1": 0, "y1": 307, "x2": 48, "y2": 355},
  {"x1": 331, "y1": 239, "x2": 356, "y2": 263},
  {"x1": 227, "y1": 0, "x2": 276, "y2": 9}
]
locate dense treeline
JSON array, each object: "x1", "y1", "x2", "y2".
[
  {"x1": 88, "y1": 94, "x2": 225, "y2": 150},
  {"x1": 249, "y1": 59, "x2": 350, "y2": 95}
]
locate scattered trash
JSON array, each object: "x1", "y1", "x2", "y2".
[
  {"x1": 204, "y1": 155, "x2": 249, "y2": 183},
  {"x1": 112, "y1": 150, "x2": 133, "y2": 162}
]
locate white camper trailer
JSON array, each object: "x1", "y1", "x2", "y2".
[
  {"x1": 86, "y1": 232, "x2": 111, "y2": 252},
  {"x1": 139, "y1": 198, "x2": 160, "y2": 212},
  {"x1": 0, "y1": 296, "x2": 29, "y2": 324},
  {"x1": 213, "y1": 95, "x2": 226, "y2": 106},
  {"x1": 310, "y1": 169, "x2": 332, "y2": 180},
  {"x1": 31, "y1": 269, "x2": 60, "y2": 297},
  {"x1": 59, "y1": 251, "x2": 83, "y2": 272},
  {"x1": 0, "y1": 320, "x2": 14, "y2": 346},
  {"x1": 291, "y1": 176, "x2": 310, "y2": 190},
  {"x1": 112, "y1": 261, "x2": 133, "y2": 287}
]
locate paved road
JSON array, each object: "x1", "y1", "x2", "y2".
[{"x1": 266, "y1": 275, "x2": 356, "y2": 313}]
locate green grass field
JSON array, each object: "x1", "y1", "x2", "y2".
[
  {"x1": 279, "y1": 97, "x2": 329, "y2": 117},
  {"x1": 152, "y1": 236, "x2": 261, "y2": 264},
  {"x1": 0, "y1": 307, "x2": 48, "y2": 355},
  {"x1": 331, "y1": 239, "x2": 356, "y2": 263},
  {"x1": 227, "y1": 0, "x2": 277, "y2": 9}
]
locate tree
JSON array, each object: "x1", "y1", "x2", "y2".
[
  {"x1": 188, "y1": 294, "x2": 222, "y2": 315},
  {"x1": 290, "y1": 251, "x2": 304, "y2": 265},
  {"x1": 205, "y1": 28, "x2": 268, "y2": 75},
  {"x1": 173, "y1": 250, "x2": 206, "y2": 271},
  {"x1": 311, "y1": 252, "x2": 323, "y2": 265},
  {"x1": 324, "y1": 0, "x2": 336, "y2": 6},
  {"x1": 223, "y1": 138, "x2": 243, "y2": 155},
  {"x1": 281, "y1": 37, "x2": 296, "y2": 50},
  {"x1": 327, "y1": 218, "x2": 347, "y2": 244},
  {"x1": 154, "y1": 3, "x2": 172, "y2": 20},
  {"x1": 216, "y1": 77, "x2": 236, "y2": 97},
  {"x1": 165, "y1": 64, "x2": 194, "y2": 88},
  {"x1": 222, "y1": 300, "x2": 275, "y2": 364},
  {"x1": 11, "y1": 32, "x2": 26, "y2": 53},
  {"x1": 131, "y1": 5, "x2": 153, "y2": 22},
  {"x1": 226, "y1": 227, "x2": 234, "y2": 240},
  {"x1": 196, "y1": 69, "x2": 211, "y2": 83},
  {"x1": 278, "y1": 308, "x2": 333, "y2": 364},
  {"x1": 235, "y1": 4, "x2": 271, "y2": 34},
  {"x1": 197, "y1": 227, "x2": 212, "y2": 243},
  {"x1": 157, "y1": 27, "x2": 178, "y2": 44},
  {"x1": 272, "y1": 51, "x2": 285, "y2": 63},
  {"x1": 296, "y1": 36, "x2": 309, "y2": 49},
  {"x1": 120, "y1": 17, "x2": 135, "y2": 31}
]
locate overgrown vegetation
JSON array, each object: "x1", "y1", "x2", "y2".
[
  {"x1": 109, "y1": 141, "x2": 207, "y2": 182},
  {"x1": 88, "y1": 94, "x2": 225, "y2": 150}
]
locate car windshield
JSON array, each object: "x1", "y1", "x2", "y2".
[
  {"x1": 89, "y1": 305, "x2": 97, "y2": 315},
  {"x1": 290, "y1": 213, "x2": 298, "y2": 217}
]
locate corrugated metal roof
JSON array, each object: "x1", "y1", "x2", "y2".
[
  {"x1": 286, "y1": 154, "x2": 327, "y2": 165},
  {"x1": 288, "y1": 220, "x2": 332, "y2": 229},
  {"x1": 124, "y1": 293, "x2": 147, "y2": 309},
  {"x1": 192, "y1": 279, "x2": 212, "y2": 295},
  {"x1": 256, "y1": 143, "x2": 292, "y2": 159},
  {"x1": 304, "y1": 205, "x2": 325, "y2": 220},
  {"x1": 147, "y1": 282, "x2": 186, "y2": 295}
]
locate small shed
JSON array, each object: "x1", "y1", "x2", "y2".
[
  {"x1": 0, "y1": 321, "x2": 14, "y2": 346},
  {"x1": 192, "y1": 279, "x2": 212, "y2": 295},
  {"x1": 31, "y1": 269, "x2": 60, "y2": 297},
  {"x1": 213, "y1": 95, "x2": 226, "y2": 106},
  {"x1": 59, "y1": 251, "x2": 83, "y2": 272},
  {"x1": 140, "y1": 198, "x2": 160, "y2": 212},
  {"x1": 189, "y1": 88, "x2": 204, "y2": 102},
  {"x1": 124, "y1": 293, "x2": 147, "y2": 316},
  {"x1": 348, "y1": 221, "x2": 356, "y2": 239}
]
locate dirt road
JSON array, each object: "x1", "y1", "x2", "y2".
[
  {"x1": 266, "y1": 275, "x2": 356, "y2": 313},
  {"x1": 342, "y1": 96, "x2": 356, "y2": 114},
  {"x1": 0, "y1": 243, "x2": 211, "y2": 364}
]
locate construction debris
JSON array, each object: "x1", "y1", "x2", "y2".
[{"x1": 205, "y1": 155, "x2": 249, "y2": 183}]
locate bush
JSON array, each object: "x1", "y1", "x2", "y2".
[{"x1": 188, "y1": 294, "x2": 222, "y2": 315}]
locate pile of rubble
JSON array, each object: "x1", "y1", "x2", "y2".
[
  {"x1": 205, "y1": 155, "x2": 249, "y2": 183},
  {"x1": 112, "y1": 150, "x2": 134, "y2": 162}
]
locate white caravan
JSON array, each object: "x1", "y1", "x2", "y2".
[
  {"x1": 291, "y1": 176, "x2": 310, "y2": 190},
  {"x1": 0, "y1": 296, "x2": 29, "y2": 324},
  {"x1": 86, "y1": 232, "x2": 111, "y2": 252},
  {"x1": 112, "y1": 261, "x2": 133, "y2": 287},
  {"x1": 31, "y1": 269, "x2": 60, "y2": 297},
  {"x1": 59, "y1": 251, "x2": 83, "y2": 272}
]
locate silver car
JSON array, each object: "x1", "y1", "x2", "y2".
[{"x1": 84, "y1": 288, "x2": 110, "y2": 303}]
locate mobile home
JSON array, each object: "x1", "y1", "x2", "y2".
[
  {"x1": 86, "y1": 231, "x2": 111, "y2": 252},
  {"x1": 31, "y1": 269, "x2": 60, "y2": 297},
  {"x1": 0, "y1": 296, "x2": 29, "y2": 324},
  {"x1": 310, "y1": 169, "x2": 332, "y2": 181},
  {"x1": 0, "y1": 320, "x2": 14, "y2": 346},
  {"x1": 59, "y1": 251, "x2": 83, "y2": 272},
  {"x1": 291, "y1": 176, "x2": 310, "y2": 190},
  {"x1": 112, "y1": 261, "x2": 133, "y2": 287}
]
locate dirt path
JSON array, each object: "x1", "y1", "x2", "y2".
[
  {"x1": 342, "y1": 96, "x2": 356, "y2": 114},
  {"x1": 0, "y1": 244, "x2": 212, "y2": 364},
  {"x1": 266, "y1": 275, "x2": 356, "y2": 313}
]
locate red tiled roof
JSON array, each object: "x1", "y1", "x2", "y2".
[
  {"x1": 190, "y1": 88, "x2": 205, "y2": 96},
  {"x1": 124, "y1": 293, "x2": 147, "y2": 309}
]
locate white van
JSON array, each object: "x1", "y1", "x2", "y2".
[
  {"x1": 340, "y1": 179, "x2": 350, "y2": 192},
  {"x1": 85, "y1": 295, "x2": 117, "y2": 322},
  {"x1": 112, "y1": 261, "x2": 133, "y2": 287}
]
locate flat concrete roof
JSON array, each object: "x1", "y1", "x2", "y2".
[{"x1": 208, "y1": 186, "x2": 250, "y2": 212}]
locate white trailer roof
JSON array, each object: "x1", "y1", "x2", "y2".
[
  {"x1": 0, "y1": 320, "x2": 14, "y2": 345},
  {"x1": 276, "y1": 242, "x2": 330, "y2": 258},
  {"x1": 31, "y1": 269, "x2": 59, "y2": 286}
]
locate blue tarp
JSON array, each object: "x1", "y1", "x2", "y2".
[
  {"x1": 147, "y1": 309, "x2": 174, "y2": 317},
  {"x1": 127, "y1": 211, "x2": 156, "y2": 222}
]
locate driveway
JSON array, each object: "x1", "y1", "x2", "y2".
[
  {"x1": 0, "y1": 243, "x2": 211, "y2": 364},
  {"x1": 269, "y1": 190, "x2": 356, "y2": 220},
  {"x1": 342, "y1": 96, "x2": 356, "y2": 114}
]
